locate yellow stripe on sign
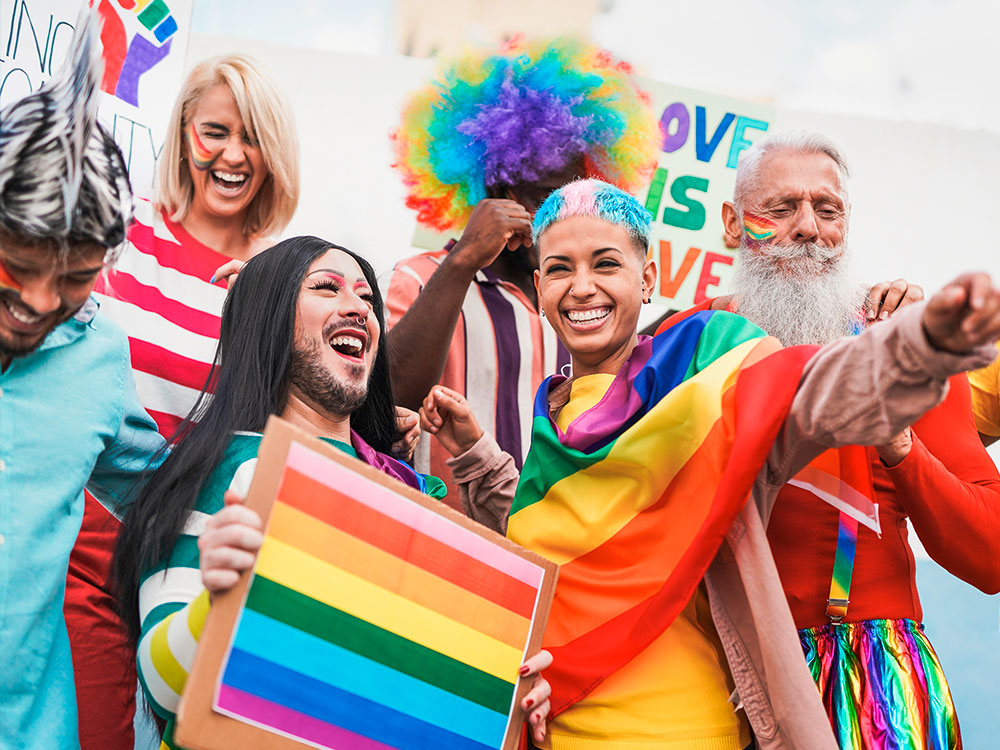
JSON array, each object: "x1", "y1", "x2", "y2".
[
  {"x1": 268, "y1": 502, "x2": 532, "y2": 649},
  {"x1": 149, "y1": 611, "x2": 189, "y2": 697},
  {"x1": 509, "y1": 340, "x2": 757, "y2": 565},
  {"x1": 254, "y1": 537, "x2": 525, "y2": 682}
]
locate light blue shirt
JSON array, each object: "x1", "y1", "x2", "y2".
[{"x1": 0, "y1": 298, "x2": 164, "y2": 749}]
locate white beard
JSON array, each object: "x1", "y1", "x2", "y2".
[{"x1": 731, "y1": 239, "x2": 867, "y2": 346}]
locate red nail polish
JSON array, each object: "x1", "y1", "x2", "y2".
[
  {"x1": 525, "y1": 699, "x2": 534, "y2": 709},
  {"x1": 519, "y1": 665, "x2": 530, "y2": 675}
]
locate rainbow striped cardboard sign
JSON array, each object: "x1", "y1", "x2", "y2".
[{"x1": 176, "y1": 417, "x2": 558, "y2": 750}]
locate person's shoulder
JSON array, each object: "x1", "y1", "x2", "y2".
[
  {"x1": 132, "y1": 197, "x2": 157, "y2": 226},
  {"x1": 126, "y1": 199, "x2": 170, "y2": 251},
  {"x1": 77, "y1": 300, "x2": 130, "y2": 353},
  {"x1": 248, "y1": 235, "x2": 277, "y2": 256},
  {"x1": 193, "y1": 432, "x2": 263, "y2": 514},
  {"x1": 224, "y1": 432, "x2": 264, "y2": 462}
]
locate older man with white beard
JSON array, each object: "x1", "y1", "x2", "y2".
[{"x1": 705, "y1": 132, "x2": 1000, "y2": 750}]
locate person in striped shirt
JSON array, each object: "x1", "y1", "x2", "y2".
[
  {"x1": 386, "y1": 36, "x2": 662, "y2": 501},
  {"x1": 113, "y1": 235, "x2": 547, "y2": 749},
  {"x1": 69, "y1": 54, "x2": 300, "y2": 750}
]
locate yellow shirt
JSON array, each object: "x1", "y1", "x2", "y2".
[
  {"x1": 549, "y1": 375, "x2": 751, "y2": 750},
  {"x1": 969, "y1": 343, "x2": 1000, "y2": 437}
]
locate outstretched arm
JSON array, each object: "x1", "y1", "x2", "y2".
[
  {"x1": 387, "y1": 199, "x2": 532, "y2": 410},
  {"x1": 767, "y1": 273, "x2": 1000, "y2": 489}
]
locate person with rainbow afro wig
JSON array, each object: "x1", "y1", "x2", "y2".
[
  {"x1": 385, "y1": 37, "x2": 660, "y2": 498},
  {"x1": 419, "y1": 177, "x2": 1000, "y2": 749},
  {"x1": 392, "y1": 36, "x2": 660, "y2": 233}
]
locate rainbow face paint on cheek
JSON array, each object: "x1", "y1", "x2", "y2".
[
  {"x1": 187, "y1": 122, "x2": 219, "y2": 171},
  {"x1": 0, "y1": 259, "x2": 25, "y2": 293},
  {"x1": 742, "y1": 212, "x2": 777, "y2": 243}
]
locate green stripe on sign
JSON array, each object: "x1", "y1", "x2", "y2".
[{"x1": 244, "y1": 575, "x2": 516, "y2": 714}]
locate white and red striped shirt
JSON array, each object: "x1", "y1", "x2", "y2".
[{"x1": 93, "y1": 199, "x2": 229, "y2": 436}]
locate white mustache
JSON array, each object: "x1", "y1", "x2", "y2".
[{"x1": 754, "y1": 241, "x2": 842, "y2": 264}]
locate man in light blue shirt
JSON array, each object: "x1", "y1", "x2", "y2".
[{"x1": 0, "y1": 11, "x2": 164, "y2": 749}]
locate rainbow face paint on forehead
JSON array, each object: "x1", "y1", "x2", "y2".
[
  {"x1": 742, "y1": 211, "x2": 777, "y2": 243},
  {"x1": 186, "y1": 122, "x2": 219, "y2": 171},
  {"x1": 532, "y1": 178, "x2": 652, "y2": 250}
]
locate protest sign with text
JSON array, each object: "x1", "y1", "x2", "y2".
[
  {"x1": 1, "y1": 0, "x2": 193, "y2": 198},
  {"x1": 638, "y1": 79, "x2": 774, "y2": 309}
]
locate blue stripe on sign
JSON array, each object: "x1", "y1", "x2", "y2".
[
  {"x1": 222, "y1": 647, "x2": 500, "y2": 750},
  {"x1": 230, "y1": 608, "x2": 509, "y2": 746}
]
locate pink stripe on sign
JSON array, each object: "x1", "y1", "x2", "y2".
[
  {"x1": 216, "y1": 684, "x2": 396, "y2": 750},
  {"x1": 285, "y1": 441, "x2": 544, "y2": 588}
]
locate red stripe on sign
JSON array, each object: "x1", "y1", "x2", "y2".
[{"x1": 278, "y1": 468, "x2": 538, "y2": 618}]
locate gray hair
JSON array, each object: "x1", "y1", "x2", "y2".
[
  {"x1": 733, "y1": 130, "x2": 851, "y2": 215},
  {"x1": 0, "y1": 7, "x2": 132, "y2": 259}
]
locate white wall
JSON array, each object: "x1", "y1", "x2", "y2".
[{"x1": 189, "y1": 34, "x2": 1000, "y2": 292}]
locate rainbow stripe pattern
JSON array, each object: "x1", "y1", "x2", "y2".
[
  {"x1": 115, "y1": 0, "x2": 178, "y2": 44},
  {"x1": 0, "y1": 259, "x2": 23, "y2": 293},
  {"x1": 214, "y1": 441, "x2": 546, "y2": 749},
  {"x1": 743, "y1": 211, "x2": 777, "y2": 242},
  {"x1": 186, "y1": 123, "x2": 217, "y2": 171},
  {"x1": 392, "y1": 36, "x2": 661, "y2": 232},
  {"x1": 800, "y1": 619, "x2": 962, "y2": 750},
  {"x1": 507, "y1": 309, "x2": 815, "y2": 715},
  {"x1": 827, "y1": 513, "x2": 859, "y2": 621}
]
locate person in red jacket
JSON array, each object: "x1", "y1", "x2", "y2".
[{"x1": 661, "y1": 130, "x2": 999, "y2": 750}]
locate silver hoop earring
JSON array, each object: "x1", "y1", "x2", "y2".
[{"x1": 560, "y1": 363, "x2": 572, "y2": 378}]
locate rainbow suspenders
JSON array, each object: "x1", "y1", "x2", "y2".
[{"x1": 787, "y1": 445, "x2": 879, "y2": 622}]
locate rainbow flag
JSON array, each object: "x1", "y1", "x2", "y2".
[
  {"x1": 214, "y1": 441, "x2": 547, "y2": 749},
  {"x1": 507, "y1": 310, "x2": 816, "y2": 715}
]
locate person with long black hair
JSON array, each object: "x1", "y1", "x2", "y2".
[{"x1": 114, "y1": 235, "x2": 546, "y2": 749}]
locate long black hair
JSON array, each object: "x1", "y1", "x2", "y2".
[{"x1": 114, "y1": 235, "x2": 401, "y2": 646}]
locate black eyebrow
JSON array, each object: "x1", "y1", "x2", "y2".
[{"x1": 544, "y1": 247, "x2": 621, "y2": 264}]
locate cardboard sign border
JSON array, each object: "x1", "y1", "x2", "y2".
[{"x1": 175, "y1": 415, "x2": 558, "y2": 750}]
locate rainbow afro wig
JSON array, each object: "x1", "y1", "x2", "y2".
[
  {"x1": 533, "y1": 178, "x2": 652, "y2": 252},
  {"x1": 392, "y1": 36, "x2": 661, "y2": 232}
]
